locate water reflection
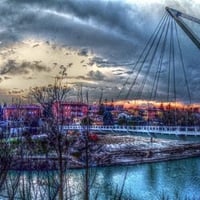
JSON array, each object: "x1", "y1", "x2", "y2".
[{"x1": 1, "y1": 158, "x2": 200, "y2": 199}]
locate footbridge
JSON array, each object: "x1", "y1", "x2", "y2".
[{"x1": 63, "y1": 125, "x2": 200, "y2": 136}]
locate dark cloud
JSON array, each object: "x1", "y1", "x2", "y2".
[
  {"x1": 0, "y1": 60, "x2": 51, "y2": 75},
  {"x1": 9, "y1": 0, "x2": 144, "y2": 38},
  {"x1": 87, "y1": 70, "x2": 105, "y2": 81},
  {"x1": 112, "y1": 69, "x2": 124, "y2": 72},
  {"x1": 32, "y1": 44, "x2": 40, "y2": 48},
  {"x1": 32, "y1": 62, "x2": 51, "y2": 72},
  {"x1": 0, "y1": 0, "x2": 200, "y2": 102},
  {"x1": 78, "y1": 48, "x2": 89, "y2": 56},
  {"x1": 66, "y1": 75, "x2": 88, "y2": 80},
  {"x1": 25, "y1": 76, "x2": 35, "y2": 80},
  {"x1": 89, "y1": 56, "x2": 111, "y2": 67},
  {"x1": 0, "y1": 0, "x2": 142, "y2": 62},
  {"x1": 80, "y1": 84, "x2": 121, "y2": 102},
  {"x1": 76, "y1": 75, "x2": 86, "y2": 80},
  {"x1": 113, "y1": 72, "x2": 123, "y2": 76},
  {"x1": 61, "y1": 0, "x2": 147, "y2": 41},
  {"x1": 8, "y1": 89, "x2": 24, "y2": 95},
  {"x1": 66, "y1": 63, "x2": 73, "y2": 68},
  {"x1": 4, "y1": 76, "x2": 12, "y2": 80},
  {"x1": 0, "y1": 60, "x2": 22, "y2": 75},
  {"x1": 125, "y1": 70, "x2": 134, "y2": 75},
  {"x1": 1, "y1": 0, "x2": 199, "y2": 61}
]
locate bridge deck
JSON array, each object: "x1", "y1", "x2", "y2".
[{"x1": 62, "y1": 125, "x2": 200, "y2": 136}]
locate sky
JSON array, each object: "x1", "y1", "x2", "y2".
[{"x1": 0, "y1": 0, "x2": 200, "y2": 104}]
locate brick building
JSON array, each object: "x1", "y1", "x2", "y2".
[{"x1": 52, "y1": 101, "x2": 88, "y2": 123}]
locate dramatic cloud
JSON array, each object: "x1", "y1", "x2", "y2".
[
  {"x1": 87, "y1": 70, "x2": 105, "y2": 81},
  {"x1": 0, "y1": 60, "x2": 51, "y2": 75},
  {"x1": 78, "y1": 48, "x2": 89, "y2": 57},
  {"x1": 0, "y1": 0, "x2": 149, "y2": 62},
  {"x1": 0, "y1": 0, "x2": 199, "y2": 102}
]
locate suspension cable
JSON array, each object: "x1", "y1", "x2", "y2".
[
  {"x1": 125, "y1": 13, "x2": 169, "y2": 100},
  {"x1": 117, "y1": 13, "x2": 168, "y2": 99},
  {"x1": 167, "y1": 19, "x2": 174, "y2": 102},
  {"x1": 136, "y1": 15, "x2": 170, "y2": 100},
  {"x1": 151, "y1": 16, "x2": 171, "y2": 101},
  {"x1": 174, "y1": 21, "x2": 192, "y2": 104}
]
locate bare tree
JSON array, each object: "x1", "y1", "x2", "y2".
[
  {"x1": 0, "y1": 140, "x2": 12, "y2": 191},
  {"x1": 29, "y1": 68, "x2": 72, "y2": 200}
]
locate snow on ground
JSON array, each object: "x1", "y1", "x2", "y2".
[{"x1": 99, "y1": 134, "x2": 193, "y2": 152}]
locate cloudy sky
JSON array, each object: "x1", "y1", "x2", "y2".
[{"x1": 0, "y1": 0, "x2": 199, "y2": 104}]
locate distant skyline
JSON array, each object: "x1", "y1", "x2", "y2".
[{"x1": 0, "y1": 0, "x2": 199, "y2": 103}]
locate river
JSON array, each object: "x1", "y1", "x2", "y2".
[
  {"x1": 1, "y1": 134, "x2": 200, "y2": 199},
  {"x1": 95, "y1": 158, "x2": 200, "y2": 199},
  {"x1": 0, "y1": 157, "x2": 199, "y2": 200}
]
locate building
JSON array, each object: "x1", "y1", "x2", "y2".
[
  {"x1": 52, "y1": 101, "x2": 88, "y2": 124},
  {"x1": 3, "y1": 104, "x2": 41, "y2": 121}
]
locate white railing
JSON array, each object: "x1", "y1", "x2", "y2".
[
  {"x1": 62, "y1": 125, "x2": 200, "y2": 136},
  {"x1": 3, "y1": 125, "x2": 200, "y2": 137}
]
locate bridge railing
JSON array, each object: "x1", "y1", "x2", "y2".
[{"x1": 62, "y1": 125, "x2": 200, "y2": 136}]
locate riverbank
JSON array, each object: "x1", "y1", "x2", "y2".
[
  {"x1": 88, "y1": 135, "x2": 200, "y2": 167},
  {"x1": 98, "y1": 135, "x2": 200, "y2": 166},
  {"x1": 8, "y1": 135, "x2": 200, "y2": 170}
]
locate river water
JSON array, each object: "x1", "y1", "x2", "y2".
[
  {"x1": 1, "y1": 157, "x2": 199, "y2": 200},
  {"x1": 92, "y1": 158, "x2": 200, "y2": 199},
  {"x1": 1, "y1": 135, "x2": 200, "y2": 199}
]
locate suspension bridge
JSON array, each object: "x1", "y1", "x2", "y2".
[
  {"x1": 118, "y1": 7, "x2": 200, "y2": 101},
  {"x1": 62, "y1": 125, "x2": 200, "y2": 136},
  {"x1": 97, "y1": 7, "x2": 200, "y2": 137}
]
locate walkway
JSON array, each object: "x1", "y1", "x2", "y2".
[{"x1": 62, "y1": 125, "x2": 200, "y2": 136}]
